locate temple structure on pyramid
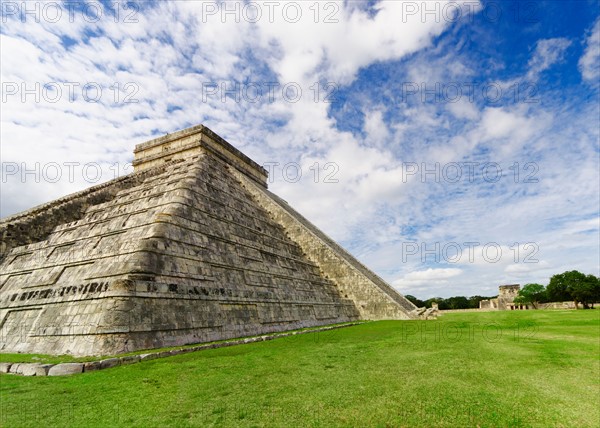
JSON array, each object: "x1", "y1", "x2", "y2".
[{"x1": 0, "y1": 125, "x2": 419, "y2": 356}]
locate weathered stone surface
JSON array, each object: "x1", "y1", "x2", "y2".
[
  {"x1": 83, "y1": 361, "x2": 102, "y2": 372},
  {"x1": 8, "y1": 363, "x2": 22, "y2": 374},
  {"x1": 120, "y1": 355, "x2": 140, "y2": 365},
  {"x1": 0, "y1": 124, "x2": 418, "y2": 357},
  {"x1": 48, "y1": 363, "x2": 83, "y2": 376},
  {"x1": 35, "y1": 364, "x2": 54, "y2": 376},
  {"x1": 230, "y1": 168, "x2": 416, "y2": 320},
  {"x1": 99, "y1": 358, "x2": 120, "y2": 370},
  {"x1": 0, "y1": 362, "x2": 12, "y2": 373},
  {"x1": 479, "y1": 284, "x2": 528, "y2": 311},
  {"x1": 498, "y1": 284, "x2": 521, "y2": 310},
  {"x1": 6, "y1": 362, "x2": 53, "y2": 376},
  {"x1": 139, "y1": 353, "x2": 159, "y2": 361},
  {"x1": 20, "y1": 363, "x2": 43, "y2": 376},
  {"x1": 35, "y1": 364, "x2": 56, "y2": 376}
]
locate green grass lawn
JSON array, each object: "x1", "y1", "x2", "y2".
[{"x1": 1, "y1": 310, "x2": 598, "y2": 427}]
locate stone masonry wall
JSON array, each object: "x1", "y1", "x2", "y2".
[
  {"x1": 1, "y1": 125, "x2": 416, "y2": 356},
  {"x1": 230, "y1": 168, "x2": 417, "y2": 320},
  {"x1": 1, "y1": 153, "x2": 359, "y2": 356},
  {"x1": 0, "y1": 166, "x2": 162, "y2": 262},
  {"x1": 497, "y1": 284, "x2": 520, "y2": 310}
]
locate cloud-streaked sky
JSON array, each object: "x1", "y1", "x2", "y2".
[{"x1": 1, "y1": 1, "x2": 599, "y2": 299}]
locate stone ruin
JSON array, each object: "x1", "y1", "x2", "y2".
[
  {"x1": 0, "y1": 125, "x2": 420, "y2": 356},
  {"x1": 479, "y1": 284, "x2": 527, "y2": 310}
]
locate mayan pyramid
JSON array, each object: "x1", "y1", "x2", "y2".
[{"x1": 0, "y1": 125, "x2": 417, "y2": 356}]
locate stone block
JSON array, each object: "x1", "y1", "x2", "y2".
[
  {"x1": 35, "y1": 364, "x2": 54, "y2": 376},
  {"x1": 120, "y1": 355, "x2": 140, "y2": 365},
  {"x1": 99, "y1": 358, "x2": 120, "y2": 370},
  {"x1": 0, "y1": 363, "x2": 12, "y2": 373},
  {"x1": 139, "y1": 353, "x2": 159, "y2": 361},
  {"x1": 83, "y1": 361, "x2": 102, "y2": 372},
  {"x1": 48, "y1": 363, "x2": 84, "y2": 376},
  {"x1": 20, "y1": 363, "x2": 43, "y2": 376},
  {"x1": 8, "y1": 363, "x2": 22, "y2": 374}
]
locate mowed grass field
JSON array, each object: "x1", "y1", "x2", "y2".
[{"x1": 1, "y1": 310, "x2": 598, "y2": 427}]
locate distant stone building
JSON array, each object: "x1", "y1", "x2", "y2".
[
  {"x1": 478, "y1": 298, "x2": 498, "y2": 310},
  {"x1": 479, "y1": 284, "x2": 529, "y2": 310}
]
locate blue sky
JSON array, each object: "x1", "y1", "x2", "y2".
[{"x1": 1, "y1": 1, "x2": 599, "y2": 298}]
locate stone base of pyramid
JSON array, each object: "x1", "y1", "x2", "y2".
[{"x1": 0, "y1": 125, "x2": 416, "y2": 356}]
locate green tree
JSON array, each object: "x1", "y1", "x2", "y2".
[
  {"x1": 425, "y1": 298, "x2": 448, "y2": 310},
  {"x1": 592, "y1": 275, "x2": 600, "y2": 307},
  {"x1": 404, "y1": 295, "x2": 425, "y2": 308},
  {"x1": 547, "y1": 271, "x2": 600, "y2": 309},
  {"x1": 547, "y1": 271, "x2": 577, "y2": 302},
  {"x1": 513, "y1": 283, "x2": 546, "y2": 309},
  {"x1": 569, "y1": 274, "x2": 600, "y2": 309},
  {"x1": 447, "y1": 296, "x2": 469, "y2": 309}
]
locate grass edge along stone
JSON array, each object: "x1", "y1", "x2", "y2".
[{"x1": 0, "y1": 321, "x2": 365, "y2": 376}]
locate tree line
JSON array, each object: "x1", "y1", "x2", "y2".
[
  {"x1": 515, "y1": 270, "x2": 600, "y2": 309},
  {"x1": 404, "y1": 294, "x2": 494, "y2": 310},
  {"x1": 405, "y1": 270, "x2": 600, "y2": 310}
]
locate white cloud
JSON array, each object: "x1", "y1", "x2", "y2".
[
  {"x1": 403, "y1": 268, "x2": 463, "y2": 281},
  {"x1": 254, "y1": 1, "x2": 473, "y2": 85},
  {"x1": 446, "y1": 98, "x2": 479, "y2": 120},
  {"x1": 364, "y1": 110, "x2": 390, "y2": 147},
  {"x1": 579, "y1": 17, "x2": 600, "y2": 83},
  {"x1": 474, "y1": 106, "x2": 550, "y2": 157},
  {"x1": 393, "y1": 268, "x2": 463, "y2": 291},
  {"x1": 479, "y1": 107, "x2": 534, "y2": 140},
  {"x1": 527, "y1": 37, "x2": 572, "y2": 77},
  {"x1": 504, "y1": 261, "x2": 551, "y2": 275}
]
